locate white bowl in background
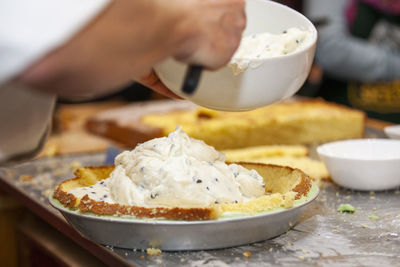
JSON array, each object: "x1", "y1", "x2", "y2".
[
  {"x1": 384, "y1": 125, "x2": 400, "y2": 139},
  {"x1": 317, "y1": 139, "x2": 400, "y2": 191},
  {"x1": 154, "y1": 0, "x2": 317, "y2": 111}
]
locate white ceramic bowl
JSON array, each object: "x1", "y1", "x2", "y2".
[
  {"x1": 317, "y1": 139, "x2": 400, "y2": 191},
  {"x1": 384, "y1": 125, "x2": 400, "y2": 139},
  {"x1": 154, "y1": 0, "x2": 317, "y2": 111}
]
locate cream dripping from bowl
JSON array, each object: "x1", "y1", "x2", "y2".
[{"x1": 69, "y1": 127, "x2": 266, "y2": 208}]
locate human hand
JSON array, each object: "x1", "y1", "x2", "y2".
[
  {"x1": 173, "y1": 0, "x2": 246, "y2": 70},
  {"x1": 19, "y1": 0, "x2": 245, "y2": 98}
]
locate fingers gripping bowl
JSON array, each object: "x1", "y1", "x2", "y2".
[
  {"x1": 51, "y1": 129, "x2": 318, "y2": 250},
  {"x1": 154, "y1": 0, "x2": 317, "y2": 111}
]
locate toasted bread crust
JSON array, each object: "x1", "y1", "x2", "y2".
[
  {"x1": 77, "y1": 195, "x2": 219, "y2": 220},
  {"x1": 232, "y1": 162, "x2": 312, "y2": 200},
  {"x1": 53, "y1": 163, "x2": 312, "y2": 220},
  {"x1": 53, "y1": 178, "x2": 79, "y2": 208}
]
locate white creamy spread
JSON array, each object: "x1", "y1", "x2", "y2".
[
  {"x1": 229, "y1": 27, "x2": 313, "y2": 74},
  {"x1": 70, "y1": 128, "x2": 266, "y2": 208}
]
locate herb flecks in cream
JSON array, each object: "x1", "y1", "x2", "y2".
[{"x1": 229, "y1": 27, "x2": 313, "y2": 74}]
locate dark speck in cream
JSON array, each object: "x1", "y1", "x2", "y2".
[
  {"x1": 196, "y1": 179, "x2": 202, "y2": 184},
  {"x1": 91, "y1": 192, "x2": 96, "y2": 194},
  {"x1": 103, "y1": 194, "x2": 107, "y2": 198},
  {"x1": 206, "y1": 187, "x2": 210, "y2": 191},
  {"x1": 151, "y1": 193, "x2": 158, "y2": 199},
  {"x1": 215, "y1": 178, "x2": 219, "y2": 182}
]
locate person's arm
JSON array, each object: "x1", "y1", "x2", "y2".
[
  {"x1": 19, "y1": 0, "x2": 246, "y2": 98},
  {"x1": 305, "y1": 0, "x2": 400, "y2": 82},
  {"x1": 0, "y1": 0, "x2": 110, "y2": 85},
  {"x1": 0, "y1": 0, "x2": 110, "y2": 163},
  {"x1": 0, "y1": 0, "x2": 245, "y2": 163}
]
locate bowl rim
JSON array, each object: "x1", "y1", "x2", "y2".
[
  {"x1": 317, "y1": 138, "x2": 400, "y2": 161},
  {"x1": 233, "y1": 0, "x2": 318, "y2": 62}
]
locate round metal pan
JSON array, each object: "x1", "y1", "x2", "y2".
[{"x1": 50, "y1": 184, "x2": 318, "y2": 251}]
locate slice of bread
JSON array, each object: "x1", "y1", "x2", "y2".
[
  {"x1": 53, "y1": 163, "x2": 312, "y2": 221},
  {"x1": 223, "y1": 145, "x2": 329, "y2": 184},
  {"x1": 222, "y1": 145, "x2": 309, "y2": 161},
  {"x1": 141, "y1": 99, "x2": 365, "y2": 150}
]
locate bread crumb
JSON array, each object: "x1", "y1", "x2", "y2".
[
  {"x1": 43, "y1": 143, "x2": 58, "y2": 157},
  {"x1": 243, "y1": 251, "x2": 251, "y2": 258},
  {"x1": 155, "y1": 259, "x2": 162, "y2": 264},
  {"x1": 361, "y1": 224, "x2": 367, "y2": 228},
  {"x1": 70, "y1": 160, "x2": 82, "y2": 170},
  {"x1": 19, "y1": 175, "x2": 33, "y2": 182},
  {"x1": 370, "y1": 196, "x2": 376, "y2": 200},
  {"x1": 345, "y1": 195, "x2": 351, "y2": 200},
  {"x1": 140, "y1": 255, "x2": 145, "y2": 260},
  {"x1": 373, "y1": 207, "x2": 376, "y2": 211},
  {"x1": 299, "y1": 255, "x2": 305, "y2": 260},
  {"x1": 146, "y1": 248, "x2": 162, "y2": 255},
  {"x1": 369, "y1": 215, "x2": 379, "y2": 220},
  {"x1": 269, "y1": 248, "x2": 273, "y2": 252},
  {"x1": 180, "y1": 258, "x2": 185, "y2": 262}
]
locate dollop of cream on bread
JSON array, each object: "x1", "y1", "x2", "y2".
[{"x1": 69, "y1": 127, "x2": 265, "y2": 208}]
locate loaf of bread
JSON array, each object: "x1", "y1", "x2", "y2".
[
  {"x1": 53, "y1": 163, "x2": 312, "y2": 220},
  {"x1": 141, "y1": 99, "x2": 365, "y2": 150},
  {"x1": 86, "y1": 99, "x2": 365, "y2": 150}
]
